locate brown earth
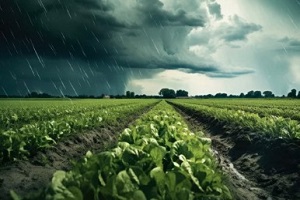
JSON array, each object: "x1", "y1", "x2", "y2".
[
  {"x1": 172, "y1": 103, "x2": 300, "y2": 200},
  {"x1": 0, "y1": 104, "x2": 155, "y2": 200},
  {"x1": 2, "y1": 101, "x2": 299, "y2": 200}
]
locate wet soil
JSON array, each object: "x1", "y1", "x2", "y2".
[
  {"x1": 171, "y1": 103, "x2": 300, "y2": 200},
  {"x1": 0, "y1": 105, "x2": 155, "y2": 200}
]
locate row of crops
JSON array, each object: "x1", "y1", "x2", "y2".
[
  {"x1": 178, "y1": 99, "x2": 300, "y2": 121},
  {"x1": 2, "y1": 98, "x2": 300, "y2": 199},
  {"x1": 0, "y1": 99, "x2": 148, "y2": 129},
  {"x1": 16, "y1": 101, "x2": 231, "y2": 200},
  {"x1": 169, "y1": 99, "x2": 300, "y2": 139},
  {"x1": 0, "y1": 99, "x2": 159, "y2": 163}
]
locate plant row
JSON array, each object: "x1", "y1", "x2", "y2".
[
  {"x1": 0, "y1": 100, "x2": 158, "y2": 163},
  {"x1": 16, "y1": 101, "x2": 231, "y2": 200},
  {"x1": 181, "y1": 100, "x2": 300, "y2": 122},
  {"x1": 170, "y1": 101, "x2": 300, "y2": 139},
  {"x1": 0, "y1": 99, "x2": 144, "y2": 129}
]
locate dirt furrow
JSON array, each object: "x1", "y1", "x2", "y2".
[
  {"x1": 171, "y1": 103, "x2": 300, "y2": 200},
  {"x1": 0, "y1": 105, "x2": 156, "y2": 200}
]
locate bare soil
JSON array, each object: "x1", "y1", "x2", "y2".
[
  {"x1": 172, "y1": 103, "x2": 300, "y2": 200},
  {"x1": 0, "y1": 105, "x2": 155, "y2": 200}
]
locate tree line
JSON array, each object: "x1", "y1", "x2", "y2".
[
  {"x1": 158, "y1": 88, "x2": 188, "y2": 98},
  {"x1": 0, "y1": 89, "x2": 300, "y2": 99},
  {"x1": 196, "y1": 89, "x2": 300, "y2": 98}
]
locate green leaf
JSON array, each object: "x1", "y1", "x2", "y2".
[
  {"x1": 52, "y1": 170, "x2": 67, "y2": 189},
  {"x1": 116, "y1": 170, "x2": 136, "y2": 194},
  {"x1": 149, "y1": 146, "x2": 166, "y2": 167},
  {"x1": 128, "y1": 168, "x2": 140, "y2": 185},
  {"x1": 150, "y1": 167, "x2": 165, "y2": 195},
  {"x1": 67, "y1": 186, "x2": 83, "y2": 200},
  {"x1": 10, "y1": 190, "x2": 21, "y2": 200},
  {"x1": 132, "y1": 190, "x2": 147, "y2": 200}
]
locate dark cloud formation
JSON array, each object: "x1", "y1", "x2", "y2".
[
  {"x1": 279, "y1": 37, "x2": 300, "y2": 52},
  {"x1": 207, "y1": 1, "x2": 223, "y2": 20},
  {"x1": 0, "y1": 0, "x2": 257, "y2": 95},
  {"x1": 136, "y1": 0, "x2": 205, "y2": 27},
  {"x1": 0, "y1": 0, "x2": 206, "y2": 60},
  {"x1": 207, "y1": 68, "x2": 255, "y2": 78},
  {"x1": 0, "y1": 0, "x2": 125, "y2": 60},
  {"x1": 220, "y1": 15, "x2": 262, "y2": 42}
]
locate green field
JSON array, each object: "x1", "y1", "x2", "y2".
[
  {"x1": 1, "y1": 98, "x2": 300, "y2": 199},
  {"x1": 170, "y1": 99, "x2": 300, "y2": 138}
]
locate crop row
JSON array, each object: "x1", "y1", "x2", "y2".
[
  {"x1": 187, "y1": 99, "x2": 300, "y2": 109},
  {"x1": 170, "y1": 101, "x2": 300, "y2": 139},
  {"x1": 0, "y1": 99, "x2": 144, "y2": 129},
  {"x1": 17, "y1": 101, "x2": 231, "y2": 200},
  {"x1": 180, "y1": 100, "x2": 300, "y2": 121},
  {"x1": 0, "y1": 100, "x2": 158, "y2": 163}
]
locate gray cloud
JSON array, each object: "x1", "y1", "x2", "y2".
[
  {"x1": 279, "y1": 37, "x2": 300, "y2": 52},
  {"x1": 207, "y1": 68, "x2": 255, "y2": 78},
  {"x1": 207, "y1": 1, "x2": 223, "y2": 20},
  {"x1": 187, "y1": 15, "x2": 262, "y2": 49},
  {"x1": 220, "y1": 15, "x2": 262, "y2": 42},
  {"x1": 0, "y1": 0, "x2": 260, "y2": 95},
  {"x1": 136, "y1": 0, "x2": 205, "y2": 27}
]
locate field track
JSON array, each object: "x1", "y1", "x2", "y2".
[{"x1": 0, "y1": 99, "x2": 300, "y2": 199}]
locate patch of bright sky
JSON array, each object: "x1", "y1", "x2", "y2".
[{"x1": 128, "y1": 70, "x2": 271, "y2": 96}]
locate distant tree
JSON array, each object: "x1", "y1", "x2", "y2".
[
  {"x1": 297, "y1": 91, "x2": 300, "y2": 98},
  {"x1": 130, "y1": 91, "x2": 135, "y2": 98},
  {"x1": 126, "y1": 91, "x2": 131, "y2": 98},
  {"x1": 287, "y1": 89, "x2": 297, "y2": 98},
  {"x1": 27, "y1": 91, "x2": 38, "y2": 97},
  {"x1": 176, "y1": 90, "x2": 188, "y2": 97},
  {"x1": 245, "y1": 90, "x2": 254, "y2": 98},
  {"x1": 159, "y1": 88, "x2": 176, "y2": 98},
  {"x1": 215, "y1": 93, "x2": 227, "y2": 98},
  {"x1": 239, "y1": 93, "x2": 245, "y2": 98},
  {"x1": 253, "y1": 91, "x2": 262, "y2": 98},
  {"x1": 125, "y1": 91, "x2": 135, "y2": 98},
  {"x1": 115, "y1": 94, "x2": 125, "y2": 99},
  {"x1": 26, "y1": 91, "x2": 52, "y2": 98},
  {"x1": 263, "y1": 91, "x2": 275, "y2": 98}
]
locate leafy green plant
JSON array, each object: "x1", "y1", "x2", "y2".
[
  {"x1": 170, "y1": 100, "x2": 300, "y2": 139},
  {"x1": 0, "y1": 100, "x2": 158, "y2": 163},
  {"x1": 17, "y1": 101, "x2": 231, "y2": 200}
]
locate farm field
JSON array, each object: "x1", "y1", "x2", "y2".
[{"x1": 0, "y1": 98, "x2": 300, "y2": 199}]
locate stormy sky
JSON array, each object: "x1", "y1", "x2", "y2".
[{"x1": 0, "y1": 0, "x2": 299, "y2": 96}]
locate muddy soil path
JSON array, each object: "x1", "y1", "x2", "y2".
[
  {"x1": 0, "y1": 104, "x2": 156, "y2": 200},
  {"x1": 171, "y1": 103, "x2": 300, "y2": 200}
]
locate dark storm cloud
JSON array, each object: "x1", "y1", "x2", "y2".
[
  {"x1": 279, "y1": 37, "x2": 300, "y2": 52},
  {"x1": 0, "y1": 58, "x2": 135, "y2": 95},
  {"x1": 0, "y1": 0, "x2": 205, "y2": 60},
  {"x1": 0, "y1": 0, "x2": 125, "y2": 60},
  {"x1": 0, "y1": 0, "x2": 257, "y2": 95},
  {"x1": 136, "y1": 0, "x2": 205, "y2": 27},
  {"x1": 207, "y1": 68, "x2": 255, "y2": 78},
  {"x1": 221, "y1": 15, "x2": 262, "y2": 42},
  {"x1": 207, "y1": 1, "x2": 223, "y2": 20}
]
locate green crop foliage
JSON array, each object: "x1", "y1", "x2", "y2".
[
  {"x1": 177, "y1": 99, "x2": 300, "y2": 121},
  {"x1": 0, "y1": 99, "x2": 158, "y2": 163},
  {"x1": 170, "y1": 100, "x2": 300, "y2": 139},
  {"x1": 16, "y1": 101, "x2": 231, "y2": 200}
]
